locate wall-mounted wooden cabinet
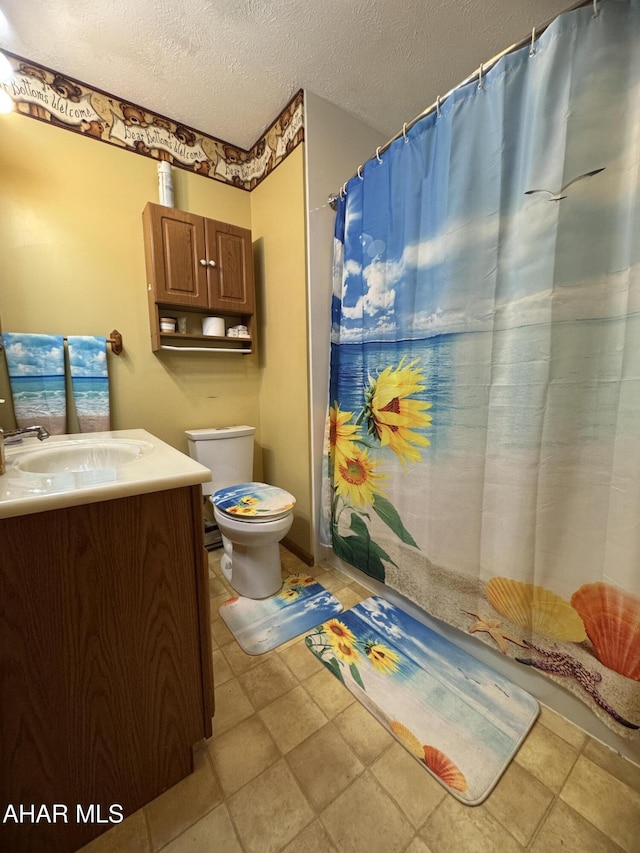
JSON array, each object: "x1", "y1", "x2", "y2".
[{"x1": 143, "y1": 202, "x2": 255, "y2": 352}]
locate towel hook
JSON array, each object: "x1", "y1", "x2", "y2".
[
  {"x1": 357, "y1": 164, "x2": 364, "y2": 180},
  {"x1": 375, "y1": 147, "x2": 383, "y2": 163},
  {"x1": 529, "y1": 27, "x2": 536, "y2": 56},
  {"x1": 108, "y1": 329, "x2": 123, "y2": 355},
  {"x1": 402, "y1": 122, "x2": 409, "y2": 143},
  {"x1": 477, "y1": 63, "x2": 484, "y2": 90}
]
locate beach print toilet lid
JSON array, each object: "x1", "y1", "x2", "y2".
[{"x1": 212, "y1": 482, "x2": 296, "y2": 520}]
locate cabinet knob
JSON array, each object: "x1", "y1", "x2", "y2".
[
  {"x1": 208, "y1": 260, "x2": 217, "y2": 267},
  {"x1": 199, "y1": 259, "x2": 207, "y2": 266}
]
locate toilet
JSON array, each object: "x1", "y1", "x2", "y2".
[{"x1": 185, "y1": 426, "x2": 295, "y2": 599}]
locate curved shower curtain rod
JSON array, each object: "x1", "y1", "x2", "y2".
[{"x1": 328, "y1": 0, "x2": 598, "y2": 209}]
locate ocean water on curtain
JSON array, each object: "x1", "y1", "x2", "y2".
[{"x1": 332, "y1": 312, "x2": 640, "y2": 599}]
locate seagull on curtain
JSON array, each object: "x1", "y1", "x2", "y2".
[{"x1": 525, "y1": 167, "x2": 605, "y2": 201}]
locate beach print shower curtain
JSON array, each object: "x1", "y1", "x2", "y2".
[{"x1": 325, "y1": 0, "x2": 640, "y2": 736}]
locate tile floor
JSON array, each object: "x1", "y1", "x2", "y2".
[{"x1": 80, "y1": 547, "x2": 640, "y2": 853}]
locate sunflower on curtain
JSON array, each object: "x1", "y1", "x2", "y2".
[{"x1": 324, "y1": 0, "x2": 640, "y2": 737}]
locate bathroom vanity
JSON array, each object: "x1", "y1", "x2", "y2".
[{"x1": 0, "y1": 430, "x2": 214, "y2": 853}]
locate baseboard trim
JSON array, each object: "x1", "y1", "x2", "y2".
[{"x1": 282, "y1": 537, "x2": 314, "y2": 566}]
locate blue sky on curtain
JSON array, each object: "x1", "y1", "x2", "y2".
[{"x1": 325, "y1": 0, "x2": 640, "y2": 736}]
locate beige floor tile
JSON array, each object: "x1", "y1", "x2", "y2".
[
  {"x1": 211, "y1": 678, "x2": 255, "y2": 736},
  {"x1": 238, "y1": 655, "x2": 298, "y2": 710},
  {"x1": 312, "y1": 571, "x2": 345, "y2": 593},
  {"x1": 537, "y1": 704, "x2": 588, "y2": 750},
  {"x1": 211, "y1": 648, "x2": 233, "y2": 685},
  {"x1": 304, "y1": 666, "x2": 355, "y2": 718},
  {"x1": 259, "y1": 685, "x2": 328, "y2": 753},
  {"x1": 335, "y1": 586, "x2": 364, "y2": 610},
  {"x1": 371, "y1": 742, "x2": 446, "y2": 828},
  {"x1": 210, "y1": 593, "x2": 232, "y2": 621},
  {"x1": 583, "y1": 737, "x2": 640, "y2": 793},
  {"x1": 281, "y1": 820, "x2": 339, "y2": 852},
  {"x1": 221, "y1": 639, "x2": 275, "y2": 675},
  {"x1": 514, "y1": 719, "x2": 580, "y2": 793},
  {"x1": 211, "y1": 618, "x2": 234, "y2": 646},
  {"x1": 279, "y1": 638, "x2": 325, "y2": 680},
  {"x1": 484, "y1": 759, "x2": 553, "y2": 846},
  {"x1": 208, "y1": 576, "x2": 229, "y2": 598},
  {"x1": 228, "y1": 759, "x2": 314, "y2": 853},
  {"x1": 160, "y1": 804, "x2": 242, "y2": 853},
  {"x1": 208, "y1": 714, "x2": 280, "y2": 797},
  {"x1": 209, "y1": 622, "x2": 220, "y2": 652},
  {"x1": 333, "y1": 701, "x2": 394, "y2": 765},
  {"x1": 349, "y1": 581, "x2": 374, "y2": 600},
  {"x1": 77, "y1": 808, "x2": 149, "y2": 853},
  {"x1": 145, "y1": 749, "x2": 223, "y2": 851},
  {"x1": 560, "y1": 754, "x2": 640, "y2": 853},
  {"x1": 286, "y1": 722, "x2": 365, "y2": 811},
  {"x1": 421, "y1": 796, "x2": 525, "y2": 853},
  {"x1": 404, "y1": 838, "x2": 435, "y2": 853},
  {"x1": 530, "y1": 798, "x2": 624, "y2": 853},
  {"x1": 320, "y1": 772, "x2": 414, "y2": 853}
]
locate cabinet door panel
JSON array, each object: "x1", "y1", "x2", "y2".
[
  {"x1": 145, "y1": 204, "x2": 209, "y2": 308},
  {"x1": 206, "y1": 220, "x2": 255, "y2": 313}
]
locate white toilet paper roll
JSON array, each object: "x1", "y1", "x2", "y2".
[{"x1": 202, "y1": 316, "x2": 225, "y2": 336}]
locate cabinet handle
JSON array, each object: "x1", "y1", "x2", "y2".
[
  {"x1": 199, "y1": 259, "x2": 207, "y2": 266},
  {"x1": 208, "y1": 260, "x2": 217, "y2": 267}
]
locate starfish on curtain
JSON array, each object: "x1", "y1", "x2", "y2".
[
  {"x1": 516, "y1": 641, "x2": 639, "y2": 730},
  {"x1": 462, "y1": 611, "x2": 526, "y2": 655}
]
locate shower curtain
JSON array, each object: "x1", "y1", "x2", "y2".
[{"x1": 325, "y1": 0, "x2": 640, "y2": 736}]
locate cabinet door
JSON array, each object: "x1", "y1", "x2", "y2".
[
  {"x1": 205, "y1": 219, "x2": 255, "y2": 313},
  {"x1": 144, "y1": 203, "x2": 209, "y2": 308}
]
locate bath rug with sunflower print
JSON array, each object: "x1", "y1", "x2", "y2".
[
  {"x1": 219, "y1": 574, "x2": 343, "y2": 655},
  {"x1": 305, "y1": 596, "x2": 539, "y2": 805}
]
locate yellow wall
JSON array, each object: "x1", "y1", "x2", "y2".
[
  {"x1": 0, "y1": 111, "x2": 312, "y2": 556},
  {"x1": 250, "y1": 146, "x2": 312, "y2": 557},
  {"x1": 0, "y1": 113, "x2": 261, "y2": 458}
]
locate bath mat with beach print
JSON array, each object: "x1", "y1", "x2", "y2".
[
  {"x1": 305, "y1": 596, "x2": 539, "y2": 805},
  {"x1": 219, "y1": 574, "x2": 343, "y2": 655}
]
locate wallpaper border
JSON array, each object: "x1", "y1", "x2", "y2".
[{"x1": 1, "y1": 51, "x2": 304, "y2": 192}]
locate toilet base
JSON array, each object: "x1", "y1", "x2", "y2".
[{"x1": 220, "y1": 536, "x2": 283, "y2": 599}]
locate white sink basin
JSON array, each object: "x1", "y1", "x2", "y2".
[{"x1": 14, "y1": 439, "x2": 150, "y2": 475}]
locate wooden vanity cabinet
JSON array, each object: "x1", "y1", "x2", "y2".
[
  {"x1": 0, "y1": 485, "x2": 214, "y2": 853},
  {"x1": 143, "y1": 202, "x2": 255, "y2": 352}
]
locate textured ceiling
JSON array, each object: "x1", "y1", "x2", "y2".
[{"x1": 0, "y1": 0, "x2": 574, "y2": 150}]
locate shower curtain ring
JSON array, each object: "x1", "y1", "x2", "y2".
[
  {"x1": 375, "y1": 147, "x2": 383, "y2": 163},
  {"x1": 529, "y1": 27, "x2": 536, "y2": 56},
  {"x1": 593, "y1": 0, "x2": 599, "y2": 17},
  {"x1": 339, "y1": 182, "x2": 347, "y2": 199},
  {"x1": 477, "y1": 63, "x2": 484, "y2": 90},
  {"x1": 436, "y1": 96, "x2": 441, "y2": 118},
  {"x1": 402, "y1": 122, "x2": 409, "y2": 143},
  {"x1": 357, "y1": 165, "x2": 364, "y2": 180}
]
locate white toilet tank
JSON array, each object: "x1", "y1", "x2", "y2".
[{"x1": 185, "y1": 425, "x2": 256, "y2": 496}]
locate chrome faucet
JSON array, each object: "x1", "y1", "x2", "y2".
[
  {"x1": 0, "y1": 424, "x2": 50, "y2": 475},
  {"x1": 2, "y1": 425, "x2": 51, "y2": 445}
]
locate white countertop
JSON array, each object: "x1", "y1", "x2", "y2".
[{"x1": 0, "y1": 428, "x2": 211, "y2": 519}]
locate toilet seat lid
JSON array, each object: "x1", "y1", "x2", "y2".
[{"x1": 211, "y1": 482, "x2": 296, "y2": 521}]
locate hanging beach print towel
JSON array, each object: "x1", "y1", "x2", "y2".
[
  {"x1": 324, "y1": 1, "x2": 640, "y2": 736},
  {"x1": 3, "y1": 333, "x2": 67, "y2": 434},
  {"x1": 67, "y1": 336, "x2": 111, "y2": 432}
]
